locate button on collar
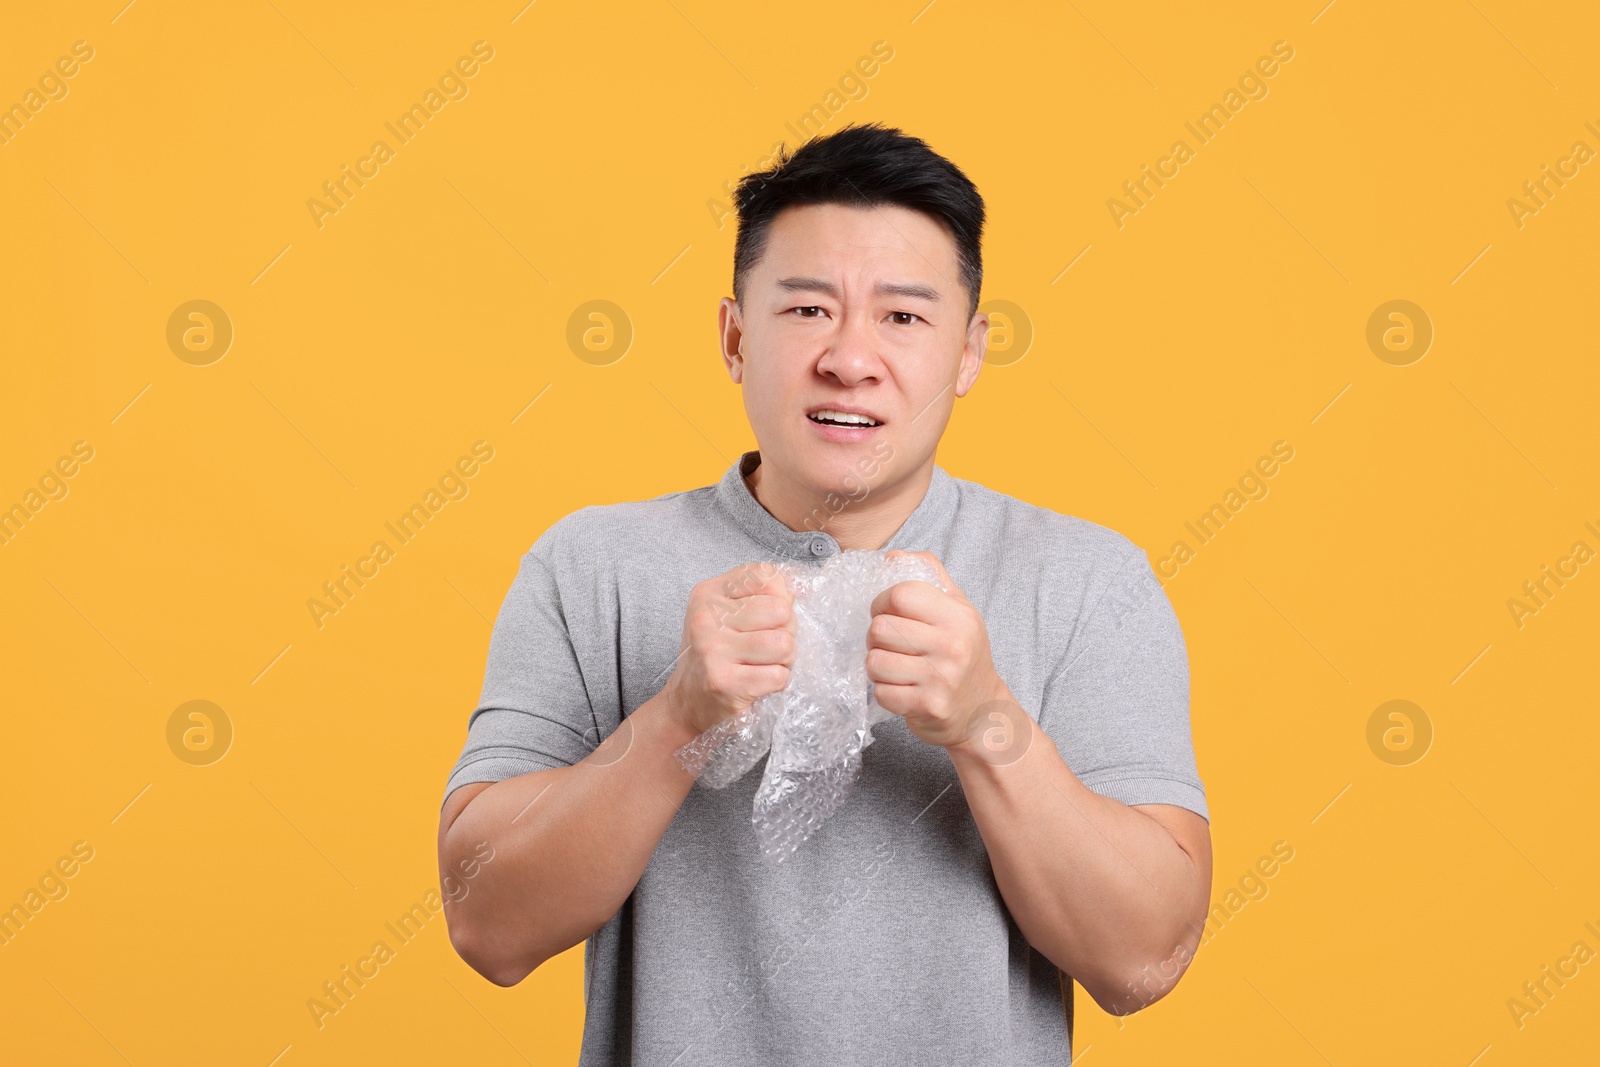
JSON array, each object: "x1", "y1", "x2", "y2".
[{"x1": 714, "y1": 449, "x2": 955, "y2": 561}]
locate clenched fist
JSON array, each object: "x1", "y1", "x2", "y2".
[
  {"x1": 867, "y1": 550, "x2": 1015, "y2": 749},
  {"x1": 663, "y1": 562, "x2": 798, "y2": 737}
]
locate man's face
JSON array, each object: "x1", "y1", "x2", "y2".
[{"x1": 719, "y1": 202, "x2": 988, "y2": 501}]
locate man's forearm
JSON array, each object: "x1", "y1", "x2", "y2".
[
  {"x1": 441, "y1": 688, "x2": 700, "y2": 986},
  {"x1": 947, "y1": 693, "x2": 1208, "y2": 1013}
]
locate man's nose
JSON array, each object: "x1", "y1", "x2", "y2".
[{"x1": 816, "y1": 311, "x2": 883, "y2": 385}]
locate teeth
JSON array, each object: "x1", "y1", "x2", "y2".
[{"x1": 810, "y1": 409, "x2": 880, "y2": 426}]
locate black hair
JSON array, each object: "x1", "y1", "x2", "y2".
[{"x1": 731, "y1": 122, "x2": 985, "y2": 320}]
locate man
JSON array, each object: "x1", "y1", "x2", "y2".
[{"x1": 438, "y1": 122, "x2": 1211, "y2": 1065}]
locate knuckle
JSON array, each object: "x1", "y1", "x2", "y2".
[{"x1": 758, "y1": 629, "x2": 788, "y2": 655}]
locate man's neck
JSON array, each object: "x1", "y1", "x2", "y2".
[{"x1": 745, "y1": 454, "x2": 933, "y2": 552}]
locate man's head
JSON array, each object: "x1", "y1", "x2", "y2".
[{"x1": 719, "y1": 123, "x2": 988, "y2": 516}]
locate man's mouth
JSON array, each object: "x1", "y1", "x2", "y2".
[{"x1": 807, "y1": 409, "x2": 883, "y2": 428}]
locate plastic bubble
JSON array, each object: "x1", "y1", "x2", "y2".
[{"x1": 674, "y1": 549, "x2": 946, "y2": 864}]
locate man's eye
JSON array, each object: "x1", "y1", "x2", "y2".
[
  {"x1": 792, "y1": 306, "x2": 825, "y2": 318},
  {"x1": 890, "y1": 312, "x2": 921, "y2": 326}
]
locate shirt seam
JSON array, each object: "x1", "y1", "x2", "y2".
[
  {"x1": 446, "y1": 750, "x2": 566, "y2": 774},
  {"x1": 1078, "y1": 771, "x2": 1205, "y2": 790}
]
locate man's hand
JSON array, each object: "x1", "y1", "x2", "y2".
[
  {"x1": 866, "y1": 550, "x2": 1013, "y2": 748},
  {"x1": 664, "y1": 561, "x2": 798, "y2": 737}
]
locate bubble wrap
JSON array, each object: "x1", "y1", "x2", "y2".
[{"x1": 673, "y1": 549, "x2": 947, "y2": 864}]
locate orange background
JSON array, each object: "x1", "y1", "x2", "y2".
[{"x1": 2, "y1": 1, "x2": 1596, "y2": 1063}]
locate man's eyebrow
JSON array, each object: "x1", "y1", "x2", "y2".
[
  {"x1": 774, "y1": 276, "x2": 841, "y2": 298},
  {"x1": 773, "y1": 277, "x2": 941, "y2": 302},
  {"x1": 877, "y1": 281, "x2": 941, "y2": 302}
]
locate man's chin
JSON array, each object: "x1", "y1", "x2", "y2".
[{"x1": 791, "y1": 441, "x2": 899, "y2": 501}]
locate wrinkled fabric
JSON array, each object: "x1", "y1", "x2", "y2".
[{"x1": 674, "y1": 550, "x2": 947, "y2": 863}]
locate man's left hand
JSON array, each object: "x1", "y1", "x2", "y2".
[{"x1": 866, "y1": 550, "x2": 1013, "y2": 748}]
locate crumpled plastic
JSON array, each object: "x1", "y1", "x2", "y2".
[{"x1": 673, "y1": 548, "x2": 948, "y2": 864}]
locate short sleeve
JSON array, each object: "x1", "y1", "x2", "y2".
[
  {"x1": 440, "y1": 546, "x2": 599, "y2": 810},
  {"x1": 1037, "y1": 550, "x2": 1208, "y2": 821}
]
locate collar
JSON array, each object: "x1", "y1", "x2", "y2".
[{"x1": 714, "y1": 449, "x2": 957, "y2": 561}]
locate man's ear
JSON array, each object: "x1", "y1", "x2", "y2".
[
  {"x1": 954, "y1": 308, "x2": 990, "y2": 398},
  {"x1": 719, "y1": 297, "x2": 745, "y2": 383}
]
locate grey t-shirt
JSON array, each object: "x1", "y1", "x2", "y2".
[{"x1": 443, "y1": 449, "x2": 1207, "y2": 1066}]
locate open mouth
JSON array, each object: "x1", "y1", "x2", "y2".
[{"x1": 807, "y1": 409, "x2": 882, "y2": 428}]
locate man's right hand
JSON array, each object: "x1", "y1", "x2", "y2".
[{"x1": 663, "y1": 561, "x2": 798, "y2": 737}]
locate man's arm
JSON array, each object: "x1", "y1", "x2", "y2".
[
  {"x1": 438, "y1": 560, "x2": 798, "y2": 987},
  {"x1": 437, "y1": 687, "x2": 699, "y2": 987},
  {"x1": 946, "y1": 700, "x2": 1212, "y2": 1015},
  {"x1": 864, "y1": 548, "x2": 1211, "y2": 1014}
]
